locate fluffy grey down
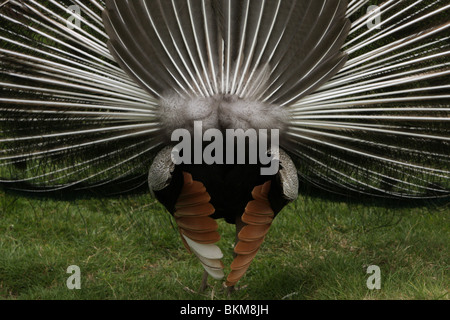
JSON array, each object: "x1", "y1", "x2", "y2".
[{"x1": 158, "y1": 93, "x2": 289, "y2": 138}]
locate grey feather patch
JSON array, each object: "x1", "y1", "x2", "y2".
[
  {"x1": 272, "y1": 148, "x2": 299, "y2": 202},
  {"x1": 217, "y1": 95, "x2": 289, "y2": 131},
  {"x1": 148, "y1": 147, "x2": 176, "y2": 196},
  {"x1": 158, "y1": 93, "x2": 289, "y2": 138},
  {"x1": 158, "y1": 94, "x2": 220, "y2": 137}
]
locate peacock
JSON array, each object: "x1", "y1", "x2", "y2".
[{"x1": 0, "y1": 0, "x2": 449, "y2": 293}]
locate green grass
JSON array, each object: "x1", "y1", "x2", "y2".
[{"x1": 0, "y1": 191, "x2": 448, "y2": 300}]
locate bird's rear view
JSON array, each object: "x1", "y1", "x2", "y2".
[{"x1": 0, "y1": 0, "x2": 449, "y2": 292}]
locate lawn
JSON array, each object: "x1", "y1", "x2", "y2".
[{"x1": 0, "y1": 190, "x2": 448, "y2": 300}]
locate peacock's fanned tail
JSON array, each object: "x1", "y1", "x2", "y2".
[
  {"x1": 0, "y1": 0, "x2": 449, "y2": 200},
  {"x1": 0, "y1": 0, "x2": 162, "y2": 194},
  {"x1": 287, "y1": 1, "x2": 450, "y2": 199}
]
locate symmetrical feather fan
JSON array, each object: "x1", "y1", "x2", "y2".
[
  {"x1": 0, "y1": 0, "x2": 449, "y2": 198},
  {"x1": 0, "y1": 0, "x2": 449, "y2": 289}
]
